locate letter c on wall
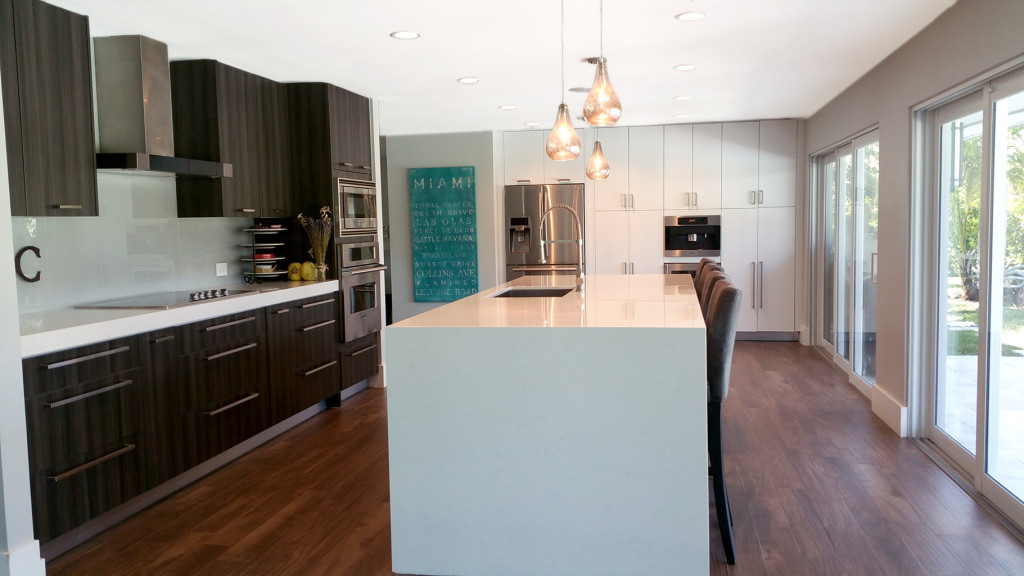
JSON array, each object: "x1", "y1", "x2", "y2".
[{"x1": 15, "y1": 246, "x2": 41, "y2": 282}]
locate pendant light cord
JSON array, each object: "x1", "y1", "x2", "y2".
[
  {"x1": 600, "y1": 0, "x2": 604, "y2": 59},
  {"x1": 560, "y1": 0, "x2": 565, "y2": 102}
]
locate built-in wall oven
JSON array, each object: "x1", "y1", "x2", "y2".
[
  {"x1": 337, "y1": 234, "x2": 380, "y2": 269},
  {"x1": 664, "y1": 215, "x2": 721, "y2": 257},
  {"x1": 335, "y1": 181, "x2": 378, "y2": 234},
  {"x1": 335, "y1": 233, "x2": 385, "y2": 343}
]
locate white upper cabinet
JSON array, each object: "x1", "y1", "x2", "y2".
[
  {"x1": 627, "y1": 126, "x2": 664, "y2": 211},
  {"x1": 594, "y1": 127, "x2": 630, "y2": 211},
  {"x1": 692, "y1": 124, "x2": 723, "y2": 213},
  {"x1": 594, "y1": 210, "x2": 630, "y2": 274},
  {"x1": 664, "y1": 124, "x2": 693, "y2": 211},
  {"x1": 757, "y1": 119, "x2": 797, "y2": 207},
  {"x1": 544, "y1": 128, "x2": 586, "y2": 184},
  {"x1": 722, "y1": 122, "x2": 760, "y2": 208},
  {"x1": 504, "y1": 131, "x2": 545, "y2": 185}
]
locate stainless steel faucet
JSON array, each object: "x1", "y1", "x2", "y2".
[{"x1": 538, "y1": 203, "x2": 584, "y2": 290}]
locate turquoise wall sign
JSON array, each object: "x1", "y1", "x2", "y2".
[{"x1": 409, "y1": 167, "x2": 479, "y2": 302}]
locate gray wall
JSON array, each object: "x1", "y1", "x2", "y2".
[
  {"x1": 383, "y1": 131, "x2": 501, "y2": 323},
  {"x1": 0, "y1": 52, "x2": 46, "y2": 576},
  {"x1": 805, "y1": 0, "x2": 1024, "y2": 430}
]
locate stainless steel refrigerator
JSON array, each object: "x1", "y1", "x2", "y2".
[{"x1": 504, "y1": 183, "x2": 585, "y2": 281}]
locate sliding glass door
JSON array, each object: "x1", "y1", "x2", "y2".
[
  {"x1": 928, "y1": 69, "x2": 1024, "y2": 527},
  {"x1": 814, "y1": 133, "x2": 879, "y2": 389}
]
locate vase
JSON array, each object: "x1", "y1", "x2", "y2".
[{"x1": 314, "y1": 263, "x2": 327, "y2": 282}]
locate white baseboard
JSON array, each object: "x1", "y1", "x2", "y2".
[
  {"x1": 871, "y1": 386, "x2": 909, "y2": 437},
  {"x1": 3, "y1": 539, "x2": 46, "y2": 576}
]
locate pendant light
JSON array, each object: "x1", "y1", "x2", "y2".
[
  {"x1": 583, "y1": 0, "x2": 621, "y2": 127},
  {"x1": 546, "y1": 0, "x2": 581, "y2": 161},
  {"x1": 586, "y1": 130, "x2": 610, "y2": 180}
]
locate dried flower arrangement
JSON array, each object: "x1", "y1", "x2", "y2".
[{"x1": 298, "y1": 206, "x2": 333, "y2": 269}]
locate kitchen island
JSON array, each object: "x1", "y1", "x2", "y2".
[{"x1": 385, "y1": 274, "x2": 708, "y2": 576}]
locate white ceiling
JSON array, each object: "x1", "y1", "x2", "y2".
[{"x1": 48, "y1": 0, "x2": 956, "y2": 136}]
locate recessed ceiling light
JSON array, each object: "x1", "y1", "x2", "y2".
[
  {"x1": 457, "y1": 77, "x2": 479, "y2": 85},
  {"x1": 568, "y1": 87, "x2": 590, "y2": 93},
  {"x1": 673, "y1": 95, "x2": 692, "y2": 101},
  {"x1": 389, "y1": 30, "x2": 420, "y2": 40},
  {"x1": 673, "y1": 114, "x2": 690, "y2": 119},
  {"x1": 499, "y1": 105, "x2": 518, "y2": 110},
  {"x1": 524, "y1": 122, "x2": 540, "y2": 127},
  {"x1": 675, "y1": 12, "x2": 705, "y2": 22},
  {"x1": 674, "y1": 64, "x2": 696, "y2": 72}
]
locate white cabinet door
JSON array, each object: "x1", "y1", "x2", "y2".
[
  {"x1": 628, "y1": 126, "x2": 664, "y2": 211},
  {"x1": 594, "y1": 127, "x2": 630, "y2": 211},
  {"x1": 757, "y1": 119, "x2": 797, "y2": 207},
  {"x1": 721, "y1": 122, "x2": 760, "y2": 209},
  {"x1": 664, "y1": 125, "x2": 693, "y2": 211},
  {"x1": 692, "y1": 123, "x2": 722, "y2": 213},
  {"x1": 504, "y1": 131, "x2": 544, "y2": 185},
  {"x1": 756, "y1": 207, "x2": 796, "y2": 331},
  {"x1": 594, "y1": 211, "x2": 630, "y2": 274},
  {"x1": 629, "y1": 210, "x2": 666, "y2": 274},
  {"x1": 720, "y1": 208, "x2": 759, "y2": 332}
]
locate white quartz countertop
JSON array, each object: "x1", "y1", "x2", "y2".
[
  {"x1": 391, "y1": 274, "x2": 704, "y2": 329},
  {"x1": 19, "y1": 280, "x2": 339, "y2": 358}
]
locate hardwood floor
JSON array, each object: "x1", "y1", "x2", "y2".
[{"x1": 47, "y1": 342, "x2": 1024, "y2": 575}]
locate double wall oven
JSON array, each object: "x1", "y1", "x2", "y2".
[{"x1": 333, "y1": 181, "x2": 384, "y2": 343}]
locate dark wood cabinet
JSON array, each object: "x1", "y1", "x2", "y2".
[
  {"x1": 22, "y1": 337, "x2": 143, "y2": 543},
  {"x1": 340, "y1": 331, "x2": 380, "y2": 390},
  {"x1": 286, "y1": 83, "x2": 374, "y2": 215},
  {"x1": 257, "y1": 77, "x2": 293, "y2": 218},
  {"x1": 177, "y1": 311, "x2": 269, "y2": 468},
  {"x1": 138, "y1": 329, "x2": 184, "y2": 489},
  {"x1": 171, "y1": 60, "x2": 261, "y2": 217},
  {"x1": 0, "y1": 0, "x2": 98, "y2": 216},
  {"x1": 267, "y1": 295, "x2": 341, "y2": 424}
]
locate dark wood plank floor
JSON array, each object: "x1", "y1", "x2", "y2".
[{"x1": 47, "y1": 342, "x2": 1024, "y2": 575}]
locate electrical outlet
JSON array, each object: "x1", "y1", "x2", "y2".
[{"x1": 215, "y1": 262, "x2": 228, "y2": 277}]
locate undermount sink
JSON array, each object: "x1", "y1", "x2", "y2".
[{"x1": 490, "y1": 287, "x2": 575, "y2": 298}]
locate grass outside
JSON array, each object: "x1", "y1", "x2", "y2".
[{"x1": 947, "y1": 278, "x2": 1024, "y2": 356}]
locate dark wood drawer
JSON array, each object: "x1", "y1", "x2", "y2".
[
  {"x1": 27, "y1": 370, "x2": 141, "y2": 471},
  {"x1": 270, "y1": 357, "x2": 340, "y2": 423},
  {"x1": 182, "y1": 382, "x2": 267, "y2": 468},
  {"x1": 23, "y1": 337, "x2": 140, "y2": 398},
  {"x1": 180, "y1": 335, "x2": 268, "y2": 414},
  {"x1": 175, "y1": 310, "x2": 266, "y2": 355},
  {"x1": 341, "y1": 331, "x2": 379, "y2": 390},
  {"x1": 31, "y1": 439, "x2": 141, "y2": 544},
  {"x1": 266, "y1": 294, "x2": 337, "y2": 326}
]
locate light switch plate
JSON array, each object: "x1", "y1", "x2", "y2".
[{"x1": 215, "y1": 262, "x2": 228, "y2": 276}]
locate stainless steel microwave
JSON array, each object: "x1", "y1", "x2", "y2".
[{"x1": 335, "y1": 182, "x2": 378, "y2": 234}]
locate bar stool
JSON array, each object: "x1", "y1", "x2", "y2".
[
  {"x1": 695, "y1": 257, "x2": 717, "y2": 285},
  {"x1": 699, "y1": 271, "x2": 730, "y2": 319},
  {"x1": 706, "y1": 280, "x2": 742, "y2": 565},
  {"x1": 695, "y1": 264, "x2": 724, "y2": 303}
]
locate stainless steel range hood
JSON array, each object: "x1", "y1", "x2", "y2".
[{"x1": 93, "y1": 35, "x2": 232, "y2": 178}]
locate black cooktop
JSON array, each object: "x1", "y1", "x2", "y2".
[{"x1": 75, "y1": 288, "x2": 261, "y2": 310}]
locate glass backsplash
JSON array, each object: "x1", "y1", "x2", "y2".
[{"x1": 12, "y1": 173, "x2": 249, "y2": 313}]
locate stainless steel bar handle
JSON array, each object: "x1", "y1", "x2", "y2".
[
  {"x1": 685, "y1": 192, "x2": 691, "y2": 208},
  {"x1": 204, "y1": 342, "x2": 258, "y2": 361},
  {"x1": 45, "y1": 345, "x2": 131, "y2": 370},
  {"x1": 629, "y1": 194, "x2": 635, "y2": 209},
  {"x1": 302, "y1": 360, "x2": 338, "y2": 377},
  {"x1": 751, "y1": 262, "x2": 757, "y2": 308},
  {"x1": 556, "y1": 178, "x2": 571, "y2": 183},
  {"x1": 517, "y1": 179, "x2": 531, "y2": 184},
  {"x1": 204, "y1": 392, "x2": 259, "y2": 416},
  {"x1": 239, "y1": 208, "x2": 256, "y2": 213},
  {"x1": 300, "y1": 299, "x2": 334, "y2": 309},
  {"x1": 750, "y1": 191, "x2": 757, "y2": 205},
  {"x1": 694, "y1": 193, "x2": 698, "y2": 209},
  {"x1": 759, "y1": 261, "x2": 764, "y2": 308},
  {"x1": 49, "y1": 444, "x2": 136, "y2": 482},
  {"x1": 46, "y1": 379, "x2": 133, "y2": 409},
  {"x1": 511, "y1": 266, "x2": 577, "y2": 271},
  {"x1": 300, "y1": 319, "x2": 336, "y2": 332},
  {"x1": 623, "y1": 262, "x2": 628, "y2": 275},
  {"x1": 202, "y1": 316, "x2": 256, "y2": 332},
  {"x1": 273, "y1": 308, "x2": 291, "y2": 315},
  {"x1": 339, "y1": 162, "x2": 354, "y2": 167},
  {"x1": 621, "y1": 194, "x2": 628, "y2": 208},
  {"x1": 150, "y1": 334, "x2": 175, "y2": 344},
  {"x1": 758, "y1": 190, "x2": 764, "y2": 204},
  {"x1": 870, "y1": 253, "x2": 878, "y2": 284},
  {"x1": 630, "y1": 262, "x2": 635, "y2": 274},
  {"x1": 55, "y1": 204, "x2": 83, "y2": 210},
  {"x1": 351, "y1": 344, "x2": 377, "y2": 357},
  {"x1": 358, "y1": 165, "x2": 372, "y2": 170}
]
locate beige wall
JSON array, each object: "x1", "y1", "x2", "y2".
[
  {"x1": 805, "y1": 0, "x2": 1024, "y2": 434},
  {"x1": 383, "y1": 131, "x2": 502, "y2": 323}
]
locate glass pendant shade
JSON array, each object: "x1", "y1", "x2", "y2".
[
  {"x1": 546, "y1": 103, "x2": 581, "y2": 161},
  {"x1": 583, "y1": 59, "x2": 621, "y2": 127},
  {"x1": 586, "y1": 140, "x2": 610, "y2": 180}
]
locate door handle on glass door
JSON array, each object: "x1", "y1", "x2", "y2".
[{"x1": 871, "y1": 252, "x2": 878, "y2": 284}]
